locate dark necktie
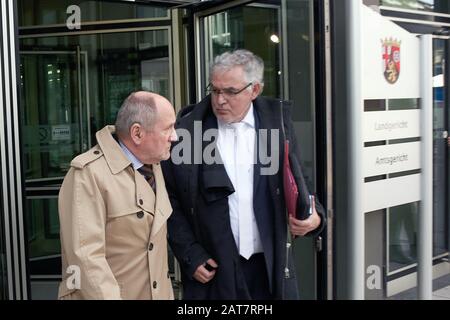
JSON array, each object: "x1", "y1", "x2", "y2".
[{"x1": 138, "y1": 165, "x2": 156, "y2": 193}]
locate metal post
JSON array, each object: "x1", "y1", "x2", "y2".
[
  {"x1": 419, "y1": 34, "x2": 433, "y2": 300},
  {"x1": 347, "y1": 0, "x2": 365, "y2": 300}
]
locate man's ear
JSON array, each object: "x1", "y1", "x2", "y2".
[
  {"x1": 251, "y1": 82, "x2": 262, "y2": 100},
  {"x1": 130, "y1": 123, "x2": 144, "y2": 145}
]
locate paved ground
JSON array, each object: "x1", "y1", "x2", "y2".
[
  {"x1": 433, "y1": 285, "x2": 450, "y2": 300},
  {"x1": 389, "y1": 273, "x2": 450, "y2": 300}
]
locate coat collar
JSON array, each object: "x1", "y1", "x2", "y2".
[
  {"x1": 178, "y1": 95, "x2": 282, "y2": 130},
  {"x1": 96, "y1": 125, "x2": 132, "y2": 175},
  {"x1": 95, "y1": 126, "x2": 172, "y2": 239}
]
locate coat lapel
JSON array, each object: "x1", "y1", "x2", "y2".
[
  {"x1": 200, "y1": 109, "x2": 235, "y2": 202},
  {"x1": 253, "y1": 97, "x2": 283, "y2": 193},
  {"x1": 151, "y1": 163, "x2": 172, "y2": 238}
]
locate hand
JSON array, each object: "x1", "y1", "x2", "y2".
[
  {"x1": 289, "y1": 208, "x2": 321, "y2": 236},
  {"x1": 193, "y1": 258, "x2": 218, "y2": 284}
]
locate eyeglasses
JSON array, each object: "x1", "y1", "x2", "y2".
[{"x1": 206, "y1": 82, "x2": 253, "y2": 98}]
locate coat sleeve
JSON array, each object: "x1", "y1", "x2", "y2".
[
  {"x1": 59, "y1": 166, "x2": 122, "y2": 299},
  {"x1": 161, "y1": 160, "x2": 210, "y2": 279},
  {"x1": 283, "y1": 103, "x2": 326, "y2": 237}
]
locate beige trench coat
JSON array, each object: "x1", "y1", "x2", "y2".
[{"x1": 58, "y1": 126, "x2": 174, "y2": 300}]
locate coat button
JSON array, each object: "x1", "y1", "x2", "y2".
[
  {"x1": 93, "y1": 150, "x2": 100, "y2": 155},
  {"x1": 148, "y1": 243, "x2": 154, "y2": 251},
  {"x1": 139, "y1": 199, "x2": 143, "y2": 205},
  {"x1": 153, "y1": 281, "x2": 157, "y2": 289},
  {"x1": 137, "y1": 211, "x2": 144, "y2": 219},
  {"x1": 276, "y1": 188, "x2": 280, "y2": 195}
]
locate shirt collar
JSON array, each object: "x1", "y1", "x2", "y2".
[
  {"x1": 119, "y1": 140, "x2": 144, "y2": 170},
  {"x1": 241, "y1": 103, "x2": 255, "y2": 128}
]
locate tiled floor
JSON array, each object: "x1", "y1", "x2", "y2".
[
  {"x1": 389, "y1": 273, "x2": 450, "y2": 300},
  {"x1": 433, "y1": 285, "x2": 450, "y2": 300}
]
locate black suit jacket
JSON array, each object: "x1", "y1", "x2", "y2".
[{"x1": 162, "y1": 95, "x2": 325, "y2": 300}]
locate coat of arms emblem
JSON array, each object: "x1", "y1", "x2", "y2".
[{"x1": 382, "y1": 38, "x2": 401, "y2": 84}]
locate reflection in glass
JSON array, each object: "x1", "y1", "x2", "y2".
[
  {"x1": 202, "y1": 5, "x2": 280, "y2": 98},
  {"x1": 432, "y1": 39, "x2": 449, "y2": 257},
  {"x1": 381, "y1": 0, "x2": 450, "y2": 14},
  {"x1": 388, "y1": 99, "x2": 419, "y2": 110},
  {"x1": 20, "y1": 53, "x2": 85, "y2": 181},
  {"x1": 20, "y1": 30, "x2": 170, "y2": 181},
  {"x1": 27, "y1": 198, "x2": 60, "y2": 260},
  {"x1": 389, "y1": 202, "x2": 418, "y2": 272},
  {"x1": 285, "y1": 0, "x2": 316, "y2": 189}
]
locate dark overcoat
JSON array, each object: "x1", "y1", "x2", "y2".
[{"x1": 162, "y1": 95, "x2": 325, "y2": 300}]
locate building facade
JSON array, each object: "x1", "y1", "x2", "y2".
[{"x1": 0, "y1": 0, "x2": 448, "y2": 300}]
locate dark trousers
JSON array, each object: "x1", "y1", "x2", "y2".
[{"x1": 239, "y1": 253, "x2": 272, "y2": 300}]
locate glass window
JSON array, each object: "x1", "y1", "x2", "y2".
[
  {"x1": 20, "y1": 29, "x2": 170, "y2": 181},
  {"x1": 388, "y1": 202, "x2": 418, "y2": 273},
  {"x1": 202, "y1": 5, "x2": 281, "y2": 98},
  {"x1": 18, "y1": 0, "x2": 168, "y2": 27},
  {"x1": 432, "y1": 39, "x2": 449, "y2": 258},
  {"x1": 388, "y1": 99, "x2": 419, "y2": 110},
  {"x1": 285, "y1": 0, "x2": 317, "y2": 187},
  {"x1": 380, "y1": 0, "x2": 450, "y2": 14},
  {"x1": 27, "y1": 198, "x2": 60, "y2": 262},
  {"x1": 200, "y1": 1, "x2": 316, "y2": 187}
]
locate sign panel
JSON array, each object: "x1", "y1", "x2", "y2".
[
  {"x1": 363, "y1": 142, "x2": 421, "y2": 177},
  {"x1": 364, "y1": 174, "x2": 421, "y2": 213},
  {"x1": 362, "y1": 7, "x2": 420, "y2": 100},
  {"x1": 363, "y1": 110, "x2": 420, "y2": 142}
]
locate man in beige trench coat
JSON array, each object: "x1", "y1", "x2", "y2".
[{"x1": 58, "y1": 91, "x2": 177, "y2": 300}]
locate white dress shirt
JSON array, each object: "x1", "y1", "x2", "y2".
[{"x1": 217, "y1": 104, "x2": 263, "y2": 260}]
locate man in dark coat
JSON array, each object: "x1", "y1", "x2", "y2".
[{"x1": 162, "y1": 49, "x2": 325, "y2": 300}]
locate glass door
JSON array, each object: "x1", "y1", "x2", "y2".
[
  {"x1": 17, "y1": 0, "x2": 175, "y2": 300},
  {"x1": 20, "y1": 50, "x2": 90, "y2": 182},
  {"x1": 19, "y1": 50, "x2": 89, "y2": 298},
  {"x1": 198, "y1": 2, "x2": 282, "y2": 98},
  {"x1": 190, "y1": 0, "x2": 321, "y2": 299},
  {"x1": 433, "y1": 38, "x2": 450, "y2": 264},
  {"x1": 19, "y1": 26, "x2": 173, "y2": 298}
]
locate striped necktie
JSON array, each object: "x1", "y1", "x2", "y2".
[{"x1": 138, "y1": 165, "x2": 156, "y2": 193}]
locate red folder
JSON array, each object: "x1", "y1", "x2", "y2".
[{"x1": 283, "y1": 140, "x2": 298, "y2": 218}]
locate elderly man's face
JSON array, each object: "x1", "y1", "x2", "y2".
[
  {"x1": 210, "y1": 66, "x2": 260, "y2": 123},
  {"x1": 140, "y1": 98, "x2": 177, "y2": 164}
]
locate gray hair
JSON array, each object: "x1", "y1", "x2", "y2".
[
  {"x1": 115, "y1": 92, "x2": 157, "y2": 138},
  {"x1": 210, "y1": 49, "x2": 265, "y2": 87}
]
